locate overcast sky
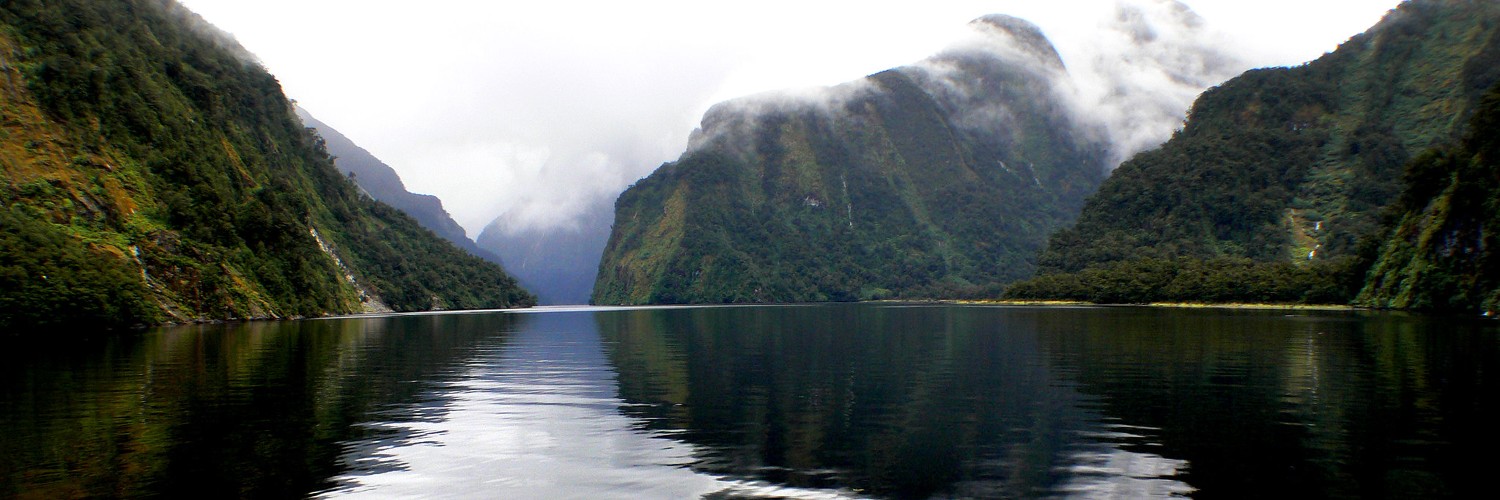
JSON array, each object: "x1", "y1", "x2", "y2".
[{"x1": 177, "y1": 0, "x2": 1399, "y2": 238}]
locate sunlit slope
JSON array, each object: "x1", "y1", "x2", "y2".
[{"x1": 0, "y1": 0, "x2": 533, "y2": 329}]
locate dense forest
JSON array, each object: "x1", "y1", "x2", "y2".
[
  {"x1": 1356, "y1": 83, "x2": 1500, "y2": 312},
  {"x1": 1007, "y1": 0, "x2": 1500, "y2": 313},
  {"x1": 593, "y1": 16, "x2": 1109, "y2": 305},
  {"x1": 0, "y1": 0, "x2": 533, "y2": 330}
]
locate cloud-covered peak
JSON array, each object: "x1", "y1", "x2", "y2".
[
  {"x1": 688, "y1": 12, "x2": 1077, "y2": 154},
  {"x1": 966, "y1": 14, "x2": 1064, "y2": 69}
]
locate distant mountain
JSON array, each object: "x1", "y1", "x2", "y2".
[
  {"x1": 1008, "y1": 0, "x2": 1500, "y2": 311},
  {"x1": 294, "y1": 107, "x2": 503, "y2": 263},
  {"x1": 477, "y1": 200, "x2": 612, "y2": 305},
  {"x1": 0, "y1": 0, "x2": 533, "y2": 330},
  {"x1": 593, "y1": 15, "x2": 1111, "y2": 304}
]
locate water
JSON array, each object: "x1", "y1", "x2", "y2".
[{"x1": 2, "y1": 304, "x2": 1496, "y2": 498}]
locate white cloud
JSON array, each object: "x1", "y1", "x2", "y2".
[
  {"x1": 177, "y1": 0, "x2": 1399, "y2": 237},
  {"x1": 1066, "y1": 0, "x2": 1246, "y2": 165}
]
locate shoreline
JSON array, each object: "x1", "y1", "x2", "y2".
[{"x1": 950, "y1": 299, "x2": 1362, "y2": 311}]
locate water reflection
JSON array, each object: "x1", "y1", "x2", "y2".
[
  {"x1": 3, "y1": 305, "x2": 1496, "y2": 499},
  {"x1": 320, "y1": 310, "x2": 882, "y2": 499},
  {"x1": 596, "y1": 304, "x2": 1194, "y2": 498},
  {"x1": 0, "y1": 313, "x2": 520, "y2": 498},
  {"x1": 1034, "y1": 307, "x2": 1500, "y2": 498},
  {"x1": 320, "y1": 311, "x2": 730, "y2": 498},
  {"x1": 1053, "y1": 440, "x2": 1193, "y2": 498}
]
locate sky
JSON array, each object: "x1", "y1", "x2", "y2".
[{"x1": 176, "y1": 0, "x2": 1401, "y2": 238}]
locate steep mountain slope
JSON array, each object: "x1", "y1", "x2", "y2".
[
  {"x1": 477, "y1": 200, "x2": 611, "y2": 305},
  {"x1": 0, "y1": 0, "x2": 533, "y2": 330},
  {"x1": 1034, "y1": 0, "x2": 1500, "y2": 275},
  {"x1": 594, "y1": 16, "x2": 1110, "y2": 305},
  {"x1": 1357, "y1": 83, "x2": 1500, "y2": 312},
  {"x1": 295, "y1": 107, "x2": 501, "y2": 263}
]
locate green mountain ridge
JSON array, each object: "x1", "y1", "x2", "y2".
[
  {"x1": 1008, "y1": 0, "x2": 1500, "y2": 312},
  {"x1": 0, "y1": 0, "x2": 534, "y2": 330},
  {"x1": 593, "y1": 15, "x2": 1109, "y2": 305},
  {"x1": 294, "y1": 106, "x2": 503, "y2": 264}
]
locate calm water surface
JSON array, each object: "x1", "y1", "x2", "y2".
[{"x1": 2, "y1": 304, "x2": 1496, "y2": 498}]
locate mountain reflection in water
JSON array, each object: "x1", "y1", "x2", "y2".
[{"x1": 2, "y1": 304, "x2": 1495, "y2": 498}]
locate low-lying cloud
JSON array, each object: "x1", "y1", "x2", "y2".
[
  {"x1": 328, "y1": 1, "x2": 1252, "y2": 238},
  {"x1": 681, "y1": 1, "x2": 1248, "y2": 180},
  {"x1": 1066, "y1": 0, "x2": 1245, "y2": 166},
  {"x1": 179, "y1": 0, "x2": 1398, "y2": 238},
  {"x1": 900, "y1": 14, "x2": 1081, "y2": 154}
]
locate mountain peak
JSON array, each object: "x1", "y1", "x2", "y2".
[
  {"x1": 594, "y1": 12, "x2": 1107, "y2": 305},
  {"x1": 951, "y1": 14, "x2": 1065, "y2": 71},
  {"x1": 969, "y1": 14, "x2": 1051, "y2": 50}
]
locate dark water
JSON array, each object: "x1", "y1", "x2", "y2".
[{"x1": 2, "y1": 305, "x2": 1496, "y2": 498}]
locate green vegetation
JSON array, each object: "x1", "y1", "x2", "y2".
[
  {"x1": 1005, "y1": 257, "x2": 1358, "y2": 305},
  {"x1": 1010, "y1": 0, "x2": 1500, "y2": 312},
  {"x1": 0, "y1": 0, "x2": 532, "y2": 330},
  {"x1": 0, "y1": 206, "x2": 160, "y2": 327},
  {"x1": 296, "y1": 107, "x2": 498, "y2": 263},
  {"x1": 594, "y1": 22, "x2": 1108, "y2": 305},
  {"x1": 1356, "y1": 83, "x2": 1500, "y2": 313}
]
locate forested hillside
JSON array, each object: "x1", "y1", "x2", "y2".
[
  {"x1": 1356, "y1": 83, "x2": 1500, "y2": 312},
  {"x1": 0, "y1": 0, "x2": 533, "y2": 330},
  {"x1": 295, "y1": 107, "x2": 502, "y2": 263},
  {"x1": 1008, "y1": 0, "x2": 1500, "y2": 310},
  {"x1": 593, "y1": 16, "x2": 1109, "y2": 304}
]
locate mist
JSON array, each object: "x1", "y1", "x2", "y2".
[
  {"x1": 475, "y1": 0, "x2": 1342, "y2": 237},
  {"x1": 682, "y1": 1, "x2": 1251, "y2": 180},
  {"x1": 1066, "y1": 1, "x2": 1245, "y2": 165},
  {"x1": 178, "y1": 0, "x2": 1397, "y2": 238}
]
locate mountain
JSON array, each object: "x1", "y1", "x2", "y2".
[
  {"x1": 593, "y1": 15, "x2": 1111, "y2": 305},
  {"x1": 1008, "y1": 0, "x2": 1500, "y2": 310},
  {"x1": 477, "y1": 199, "x2": 612, "y2": 305},
  {"x1": 0, "y1": 0, "x2": 534, "y2": 330},
  {"x1": 1357, "y1": 82, "x2": 1500, "y2": 312},
  {"x1": 294, "y1": 107, "x2": 502, "y2": 263}
]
